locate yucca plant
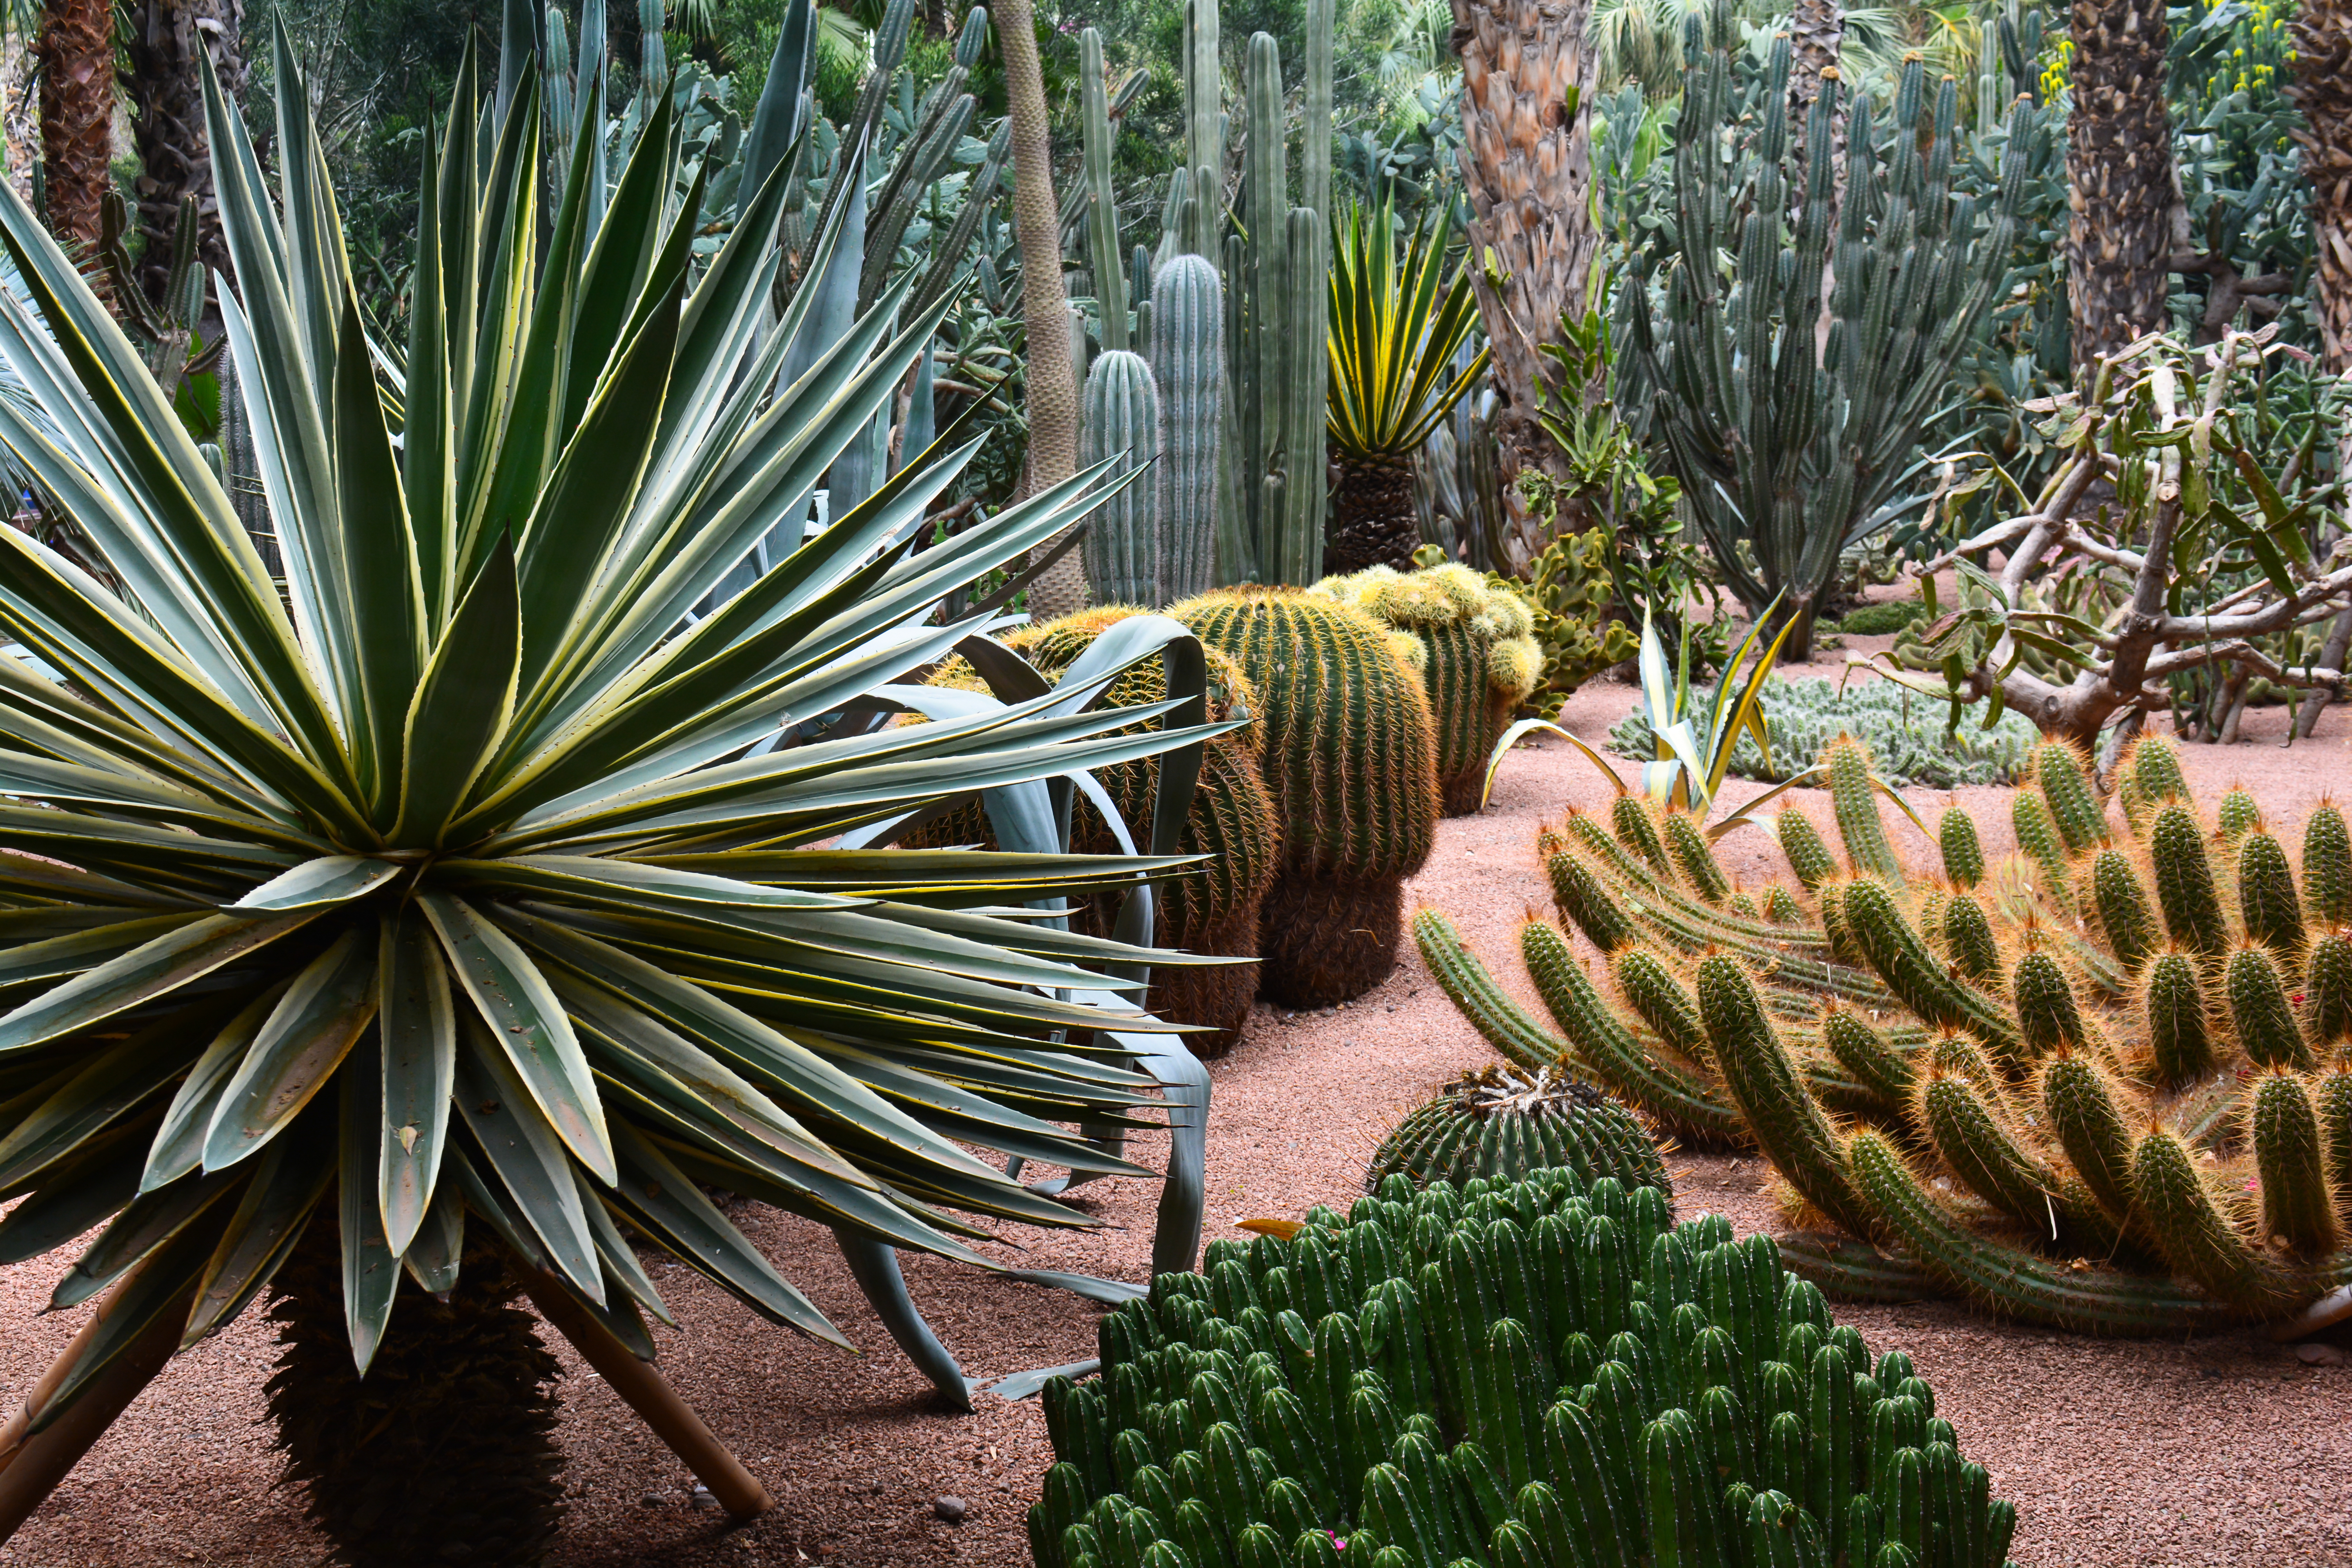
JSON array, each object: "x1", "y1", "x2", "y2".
[
  {"x1": 0, "y1": 25, "x2": 1226, "y2": 1559},
  {"x1": 1325, "y1": 201, "x2": 1489, "y2": 575}
]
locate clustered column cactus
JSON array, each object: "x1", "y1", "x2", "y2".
[
  {"x1": 1419, "y1": 729, "x2": 2352, "y2": 1335},
  {"x1": 1031, "y1": 1168, "x2": 2020, "y2": 1568}
]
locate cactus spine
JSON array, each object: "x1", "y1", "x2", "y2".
[
  {"x1": 2251, "y1": 1071, "x2": 2338, "y2": 1256},
  {"x1": 1081, "y1": 352, "x2": 1166, "y2": 605},
  {"x1": 2302, "y1": 800, "x2": 2352, "y2": 925},
  {"x1": 1365, "y1": 1065, "x2": 1671, "y2": 1200},
  {"x1": 1938, "y1": 807, "x2": 1984, "y2": 888}
]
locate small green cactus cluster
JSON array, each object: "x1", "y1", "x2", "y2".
[
  {"x1": 1418, "y1": 729, "x2": 2352, "y2": 1334},
  {"x1": 911, "y1": 609, "x2": 1279, "y2": 1055},
  {"x1": 1516, "y1": 528, "x2": 1639, "y2": 720},
  {"x1": 1313, "y1": 563, "x2": 1542, "y2": 814},
  {"x1": 1178, "y1": 589, "x2": 1439, "y2": 1007},
  {"x1": 1364, "y1": 1065, "x2": 1673, "y2": 1201},
  {"x1": 1610, "y1": 677, "x2": 2040, "y2": 791},
  {"x1": 1031, "y1": 1169, "x2": 2020, "y2": 1568}
]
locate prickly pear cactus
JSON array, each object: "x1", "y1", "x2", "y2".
[
  {"x1": 1176, "y1": 588, "x2": 1440, "y2": 1006},
  {"x1": 1031, "y1": 1169, "x2": 2021, "y2": 1568},
  {"x1": 1312, "y1": 563, "x2": 1541, "y2": 815},
  {"x1": 1416, "y1": 730, "x2": 2352, "y2": 1335},
  {"x1": 1364, "y1": 1063, "x2": 1672, "y2": 1201}
]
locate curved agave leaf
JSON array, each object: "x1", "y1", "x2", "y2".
[{"x1": 0, "y1": 17, "x2": 1216, "y2": 1416}]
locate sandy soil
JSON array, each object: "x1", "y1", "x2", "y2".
[{"x1": 5, "y1": 617, "x2": 2352, "y2": 1568}]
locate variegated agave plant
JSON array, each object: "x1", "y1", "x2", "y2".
[{"x1": 0, "y1": 26, "x2": 1220, "y2": 1532}]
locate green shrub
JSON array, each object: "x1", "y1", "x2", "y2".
[
  {"x1": 1611, "y1": 677, "x2": 2039, "y2": 789},
  {"x1": 1032, "y1": 1169, "x2": 2020, "y2": 1568},
  {"x1": 1832, "y1": 599, "x2": 1928, "y2": 636}
]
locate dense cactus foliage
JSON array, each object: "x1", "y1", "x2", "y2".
[
  {"x1": 1031, "y1": 1169, "x2": 2020, "y2": 1568},
  {"x1": 1364, "y1": 1064, "x2": 1672, "y2": 1201},
  {"x1": 1177, "y1": 590, "x2": 1440, "y2": 1006},
  {"x1": 1313, "y1": 564, "x2": 1542, "y2": 814},
  {"x1": 1418, "y1": 732, "x2": 2352, "y2": 1334}
]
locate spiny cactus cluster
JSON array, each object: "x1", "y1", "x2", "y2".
[
  {"x1": 1032, "y1": 1169, "x2": 2020, "y2": 1568},
  {"x1": 1178, "y1": 589, "x2": 1439, "y2": 1007},
  {"x1": 1419, "y1": 731, "x2": 2352, "y2": 1334},
  {"x1": 1609, "y1": 678, "x2": 2040, "y2": 791},
  {"x1": 1365, "y1": 1065, "x2": 1673, "y2": 1202},
  {"x1": 1312, "y1": 564, "x2": 1543, "y2": 815}
]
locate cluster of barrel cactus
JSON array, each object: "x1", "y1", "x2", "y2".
[
  {"x1": 1364, "y1": 1065, "x2": 1673, "y2": 1203},
  {"x1": 1417, "y1": 731, "x2": 2352, "y2": 1334},
  {"x1": 1313, "y1": 563, "x2": 1543, "y2": 814},
  {"x1": 1178, "y1": 590, "x2": 1439, "y2": 1007},
  {"x1": 1031, "y1": 1169, "x2": 2020, "y2": 1568}
]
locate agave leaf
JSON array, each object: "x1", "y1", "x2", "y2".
[
  {"x1": 200, "y1": 927, "x2": 379, "y2": 1172},
  {"x1": 338, "y1": 1035, "x2": 400, "y2": 1372},
  {"x1": 32, "y1": 1203, "x2": 222, "y2": 1431},
  {"x1": 452, "y1": 1014, "x2": 603, "y2": 1301},
  {"x1": 401, "y1": 1178, "x2": 465, "y2": 1294},
  {"x1": 183, "y1": 1106, "x2": 335, "y2": 1344},
  {"x1": 576, "y1": 1164, "x2": 671, "y2": 1325},
  {"x1": 0, "y1": 1117, "x2": 148, "y2": 1263},
  {"x1": 0, "y1": 1014, "x2": 229, "y2": 1191},
  {"x1": 51, "y1": 1165, "x2": 244, "y2": 1310},
  {"x1": 388, "y1": 539, "x2": 522, "y2": 844},
  {"x1": 143, "y1": 980, "x2": 294, "y2": 1190},
  {"x1": 377, "y1": 909, "x2": 457, "y2": 1255},
  {"x1": 0, "y1": 913, "x2": 212, "y2": 994},
  {"x1": 230, "y1": 856, "x2": 406, "y2": 912}
]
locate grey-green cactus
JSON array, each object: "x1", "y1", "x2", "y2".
[
  {"x1": 1079, "y1": 28, "x2": 1129, "y2": 354},
  {"x1": 1082, "y1": 351, "x2": 1165, "y2": 605},
  {"x1": 1153, "y1": 253, "x2": 1223, "y2": 604},
  {"x1": 1031, "y1": 1169, "x2": 2020, "y2": 1568}
]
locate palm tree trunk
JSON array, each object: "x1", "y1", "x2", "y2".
[
  {"x1": 992, "y1": 0, "x2": 1088, "y2": 617},
  {"x1": 36, "y1": 0, "x2": 116, "y2": 276},
  {"x1": 1450, "y1": 0, "x2": 1599, "y2": 570},
  {"x1": 122, "y1": 0, "x2": 246, "y2": 312},
  {"x1": 2288, "y1": 0, "x2": 2352, "y2": 737},
  {"x1": 2064, "y1": 0, "x2": 2176, "y2": 383}
]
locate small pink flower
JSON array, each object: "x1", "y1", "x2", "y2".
[{"x1": 1327, "y1": 1531, "x2": 1348, "y2": 1551}]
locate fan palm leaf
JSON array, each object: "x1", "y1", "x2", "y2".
[{"x1": 0, "y1": 22, "x2": 1225, "y2": 1428}]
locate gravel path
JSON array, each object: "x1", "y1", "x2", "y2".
[{"x1": 5, "y1": 628, "x2": 2350, "y2": 1568}]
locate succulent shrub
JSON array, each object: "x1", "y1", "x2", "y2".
[
  {"x1": 1610, "y1": 677, "x2": 2040, "y2": 791},
  {"x1": 1175, "y1": 589, "x2": 1440, "y2": 1007},
  {"x1": 1364, "y1": 1063, "x2": 1672, "y2": 1201},
  {"x1": 0, "y1": 28, "x2": 1214, "y2": 1554},
  {"x1": 1032, "y1": 1169, "x2": 2020, "y2": 1568},
  {"x1": 1312, "y1": 563, "x2": 1541, "y2": 815},
  {"x1": 1513, "y1": 528, "x2": 1641, "y2": 720},
  {"x1": 1419, "y1": 731, "x2": 2352, "y2": 1334}
]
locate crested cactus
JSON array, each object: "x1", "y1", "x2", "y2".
[
  {"x1": 1417, "y1": 731, "x2": 2352, "y2": 1334},
  {"x1": 1364, "y1": 1065, "x2": 1671, "y2": 1200},
  {"x1": 1152, "y1": 253, "x2": 1223, "y2": 604},
  {"x1": 1177, "y1": 590, "x2": 1439, "y2": 1004},
  {"x1": 1082, "y1": 352, "x2": 1166, "y2": 605},
  {"x1": 1311, "y1": 563, "x2": 1542, "y2": 814},
  {"x1": 1031, "y1": 1169, "x2": 2019, "y2": 1568}
]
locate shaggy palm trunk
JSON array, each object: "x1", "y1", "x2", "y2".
[
  {"x1": 1450, "y1": 0, "x2": 1600, "y2": 567},
  {"x1": 36, "y1": 0, "x2": 116, "y2": 276},
  {"x1": 2288, "y1": 0, "x2": 2352, "y2": 737},
  {"x1": 122, "y1": 0, "x2": 247, "y2": 309},
  {"x1": 1325, "y1": 457, "x2": 1421, "y2": 574},
  {"x1": 266, "y1": 1227, "x2": 566, "y2": 1568},
  {"x1": 2065, "y1": 0, "x2": 2176, "y2": 383},
  {"x1": 993, "y1": 0, "x2": 1086, "y2": 616}
]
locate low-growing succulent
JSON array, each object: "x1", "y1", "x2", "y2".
[
  {"x1": 1419, "y1": 731, "x2": 2352, "y2": 1335},
  {"x1": 1514, "y1": 528, "x2": 1641, "y2": 719},
  {"x1": 1032, "y1": 1169, "x2": 2020, "y2": 1568},
  {"x1": 1363, "y1": 1063, "x2": 1672, "y2": 1200},
  {"x1": 1610, "y1": 677, "x2": 2039, "y2": 791}
]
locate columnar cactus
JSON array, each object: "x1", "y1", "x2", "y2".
[
  {"x1": 1417, "y1": 731, "x2": 2352, "y2": 1335},
  {"x1": 1031, "y1": 1169, "x2": 2020, "y2": 1568},
  {"x1": 1312, "y1": 563, "x2": 1542, "y2": 814},
  {"x1": 1365, "y1": 1064, "x2": 1672, "y2": 1200},
  {"x1": 1176, "y1": 589, "x2": 1440, "y2": 1005},
  {"x1": 1082, "y1": 352, "x2": 1167, "y2": 606},
  {"x1": 1080, "y1": 28, "x2": 1129, "y2": 354},
  {"x1": 1152, "y1": 253, "x2": 1223, "y2": 604}
]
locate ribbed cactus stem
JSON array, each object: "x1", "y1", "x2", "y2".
[
  {"x1": 2088, "y1": 849, "x2": 2156, "y2": 974},
  {"x1": 2149, "y1": 804, "x2": 2227, "y2": 958},
  {"x1": 1548, "y1": 849, "x2": 1642, "y2": 955},
  {"x1": 1080, "y1": 351, "x2": 1164, "y2": 605},
  {"x1": 2140, "y1": 948, "x2": 2214, "y2": 1085},
  {"x1": 2218, "y1": 785, "x2": 2262, "y2": 839},
  {"x1": 2302, "y1": 801, "x2": 2352, "y2": 926},
  {"x1": 2250, "y1": 1070, "x2": 2339, "y2": 1256},
  {"x1": 1827, "y1": 738, "x2": 1903, "y2": 884},
  {"x1": 2039, "y1": 1051, "x2": 2139, "y2": 1227},
  {"x1": 1916, "y1": 1069, "x2": 2059, "y2": 1228},
  {"x1": 2225, "y1": 944, "x2": 2314, "y2": 1070},
  {"x1": 2010, "y1": 950, "x2": 2089, "y2": 1057},
  {"x1": 2236, "y1": 831, "x2": 2305, "y2": 955},
  {"x1": 2305, "y1": 927, "x2": 2352, "y2": 1049},
  {"x1": 2124, "y1": 733, "x2": 2191, "y2": 814},
  {"x1": 1412, "y1": 907, "x2": 1571, "y2": 1074},
  {"x1": 1821, "y1": 1006, "x2": 1916, "y2": 1108},
  {"x1": 1937, "y1": 808, "x2": 1984, "y2": 888},
  {"x1": 2033, "y1": 740, "x2": 2109, "y2": 853},
  {"x1": 1841, "y1": 879, "x2": 2021, "y2": 1061},
  {"x1": 2130, "y1": 1127, "x2": 2295, "y2": 1312},
  {"x1": 1666, "y1": 813, "x2": 1732, "y2": 905},
  {"x1": 1777, "y1": 809, "x2": 1840, "y2": 892},
  {"x1": 1613, "y1": 793, "x2": 1673, "y2": 877},
  {"x1": 2316, "y1": 1067, "x2": 2352, "y2": 1218},
  {"x1": 1763, "y1": 886, "x2": 1806, "y2": 925},
  {"x1": 1695, "y1": 953, "x2": 1877, "y2": 1235},
  {"x1": 2011, "y1": 791, "x2": 2073, "y2": 913},
  {"x1": 1150, "y1": 254, "x2": 1221, "y2": 605},
  {"x1": 1612, "y1": 947, "x2": 1711, "y2": 1066},
  {"x1": 1524, "y1": 918, "x2": 1745, "y2": 1143},
  {"x1": 1940, "y1": 894, "x2": 2000, "y2": 982},
  {"x1": 1078, "y1": 29, "x2": 1127, "y2": 353}
]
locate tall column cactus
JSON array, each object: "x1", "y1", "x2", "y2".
[
  {"x1": 1153, "y1": 254, "x2": 1224, "y2": 604},
  {"x1": 1079, "y1": 28, "x2": 1129, "y2": 355},
  {"x1": 1080, "y1": 352, "x2": 1164, "y2": 604}
]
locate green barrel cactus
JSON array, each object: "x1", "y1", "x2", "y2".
[
  {"x1": 1152, "y1": 253, "x2": 1223, "y2": 604},
  {"x1": 911, "y1": 609, "x2": 1280, "y2": 1055},
  {"x1": 1416, "y1": 732, "x2": 2352, "y2": 1335},
  {"x1": 1363, "y1": 1064, "x2": 1671, "y2": 1200},
  {"x1": 1313, "y1": 563, "x2": 1542, "y2": 815},
  {"x1": 1176, "y1": 589, "x2": 1440, "y2": 1006},
  {"x1": 1030, "y1": 1169, "x2": 2020, "y2": 1568},
  {"x1": 1082, "y1": 351, "x2": 1167, "y2": 606}
]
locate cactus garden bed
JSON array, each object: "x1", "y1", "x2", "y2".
[{"x1": 2, "y1": 659, "x2": 2349, "y2": 1567}]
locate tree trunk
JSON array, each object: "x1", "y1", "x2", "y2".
[
  {"x1": 993, "y1": 0, "x2": 1087, "y2": 618},
  {"x1": 2063, "y1": 0, "x2": 2176, "y2": 383},
  {"x1": 2287, "y1": 0, "x2": 2352, "y2": 737},
  {"x1": 122, "y1": 0, "x2": 246, "y2": 313},
  {"x1": 1450, "y1": 0, "x2": 1599, "y2": 564},
  {"x1": 36, "y1": 0, "x2": 117, "y2": 278}
]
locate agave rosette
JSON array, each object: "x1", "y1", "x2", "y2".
[{"x1": 0, "y1": 34, "x2": 1225, "y2": 1413}]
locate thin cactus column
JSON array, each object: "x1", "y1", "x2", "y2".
[
  {"x1": 1153, "y1": 254, "x2": 1223, "y2": 604},
  {"x1": 1080, "y1": 352, "x2": 1164, "y2": 605},
  {"x1": 1079, "y1": 28, "x2": 1128, "y2": 354}
]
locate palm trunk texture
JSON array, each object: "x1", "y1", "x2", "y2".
[
  {"x1": 2064, "y1": 0, "x2": 2176, "y2": 383},
  {"x1": 36, "y1": 0, "x2": 116, "y2": 272},
  {"x1": 2288, "y1": 0, "x2": 2352, "y2": 737},
  {"x1": 123, "y1": 0, "x2": 246, "y2": 310}
]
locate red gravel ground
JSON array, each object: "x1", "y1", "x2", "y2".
[{"x1": 5, "y1": 619, "x2": 2351, "y2": 1568}]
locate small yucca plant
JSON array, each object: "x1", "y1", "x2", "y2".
[{"x1": 0, "y1": 20, "x2": 1220, "y2": 1559}]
